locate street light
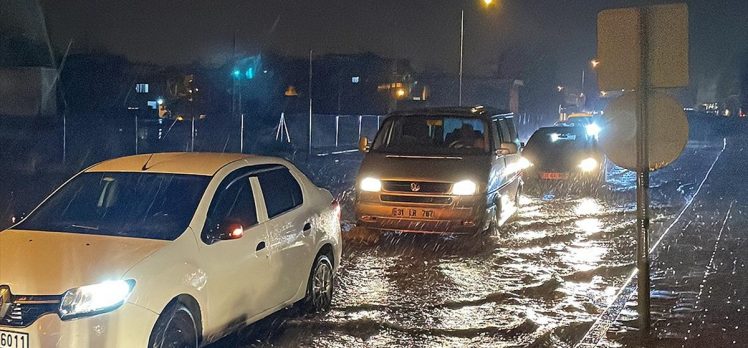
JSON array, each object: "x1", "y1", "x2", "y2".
[
  {"x1": 459, "y1": 0, "x2": 496, "y2": 106},
  {"x1": 591, "y1": 59, "x2": 600, "y2": 68}
]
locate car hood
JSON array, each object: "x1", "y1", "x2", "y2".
[
  {"x1": 0, "y1": 229, "x2": 168, "y2": 295},
  {"x1": 359, "y1": 152, "x2": 491, "y2": 187}
]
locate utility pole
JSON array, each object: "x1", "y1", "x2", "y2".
[
  {"x1": 308, "y1": 49, "x2": 313, "y2": 154},
  {"x1": 459, "y1": 9, "x2": 464, "y2": 106}
]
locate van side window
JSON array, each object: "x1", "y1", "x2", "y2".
[
  {"x1": 257, "y1": 168, "x2": 303, "y2": 218},
  {"x1": 203, "y1": 170, "x2": 258, "y2": 243}
]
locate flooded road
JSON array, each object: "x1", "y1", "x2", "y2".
[{"x1": 210, "y1": 142, "x2": 723, "y2": 348}]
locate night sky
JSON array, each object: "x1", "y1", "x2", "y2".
[{"x1": 5, "y1": 0, "x2": 748, "y2": 97}]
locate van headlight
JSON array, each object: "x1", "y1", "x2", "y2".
[
  {"x1": 578, "y1": 158, "x2": 599, "y2": 172},
  {"x1": 585, "y1": 123, "x2": 601, "y2": 137},
  {"x1": 452, "y1": 180, "x2": 477, "y2": 195},
  {"x1": 360, "y1": 177, "x2": 382, "y2": 192},
  {"x1": 59, "y1": 280, "x2": 135, "y2": 319}
]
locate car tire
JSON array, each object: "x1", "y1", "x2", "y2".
[
  {"x1": 301, "y1": 254, "x2": 334, "y2": 314},
  {"x1": 148, "y1": 302, "x2": 199, "y2": 348}
]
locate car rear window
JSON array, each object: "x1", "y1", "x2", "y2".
[{"x1": 257, "y1": 168, "x2": 303, "y2": 218}]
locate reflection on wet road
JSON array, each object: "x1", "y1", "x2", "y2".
[{"x1": 212, "y1": 143, "x2": 722, "y2": 348}]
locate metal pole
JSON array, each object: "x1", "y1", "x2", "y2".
[
  {"x1": 377, "y1": 115, "x2": 381, "y2": 130},
  {"x1": 636, "y1": 7, "x2": 651, "y2": 337},
  {"x1": 335, "y1": 115, "x2": 339, "y2": 147},
  {"x1": 135, "y1": 115, "x2": 138, "y2": 154},
  {"x1": 240, "y1": 113, "x2": 245, "y2": 153},
  {"x1": 308, "y1": 49, "x2": 313, "y2": 154},
  {"x1": 459, "y1": 9, "x2": 464, "y2": 106},
  {"x1": 190, "y1": 117, "x2": 195, "y2": 152},
  {"x1": 358, "y1": 115, "x2": 362, "y2": 140}
]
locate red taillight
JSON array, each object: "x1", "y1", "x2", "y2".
[{"x1": 331, "y1": 200, "x2": 342, "y2": 221}]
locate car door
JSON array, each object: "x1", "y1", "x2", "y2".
[
  {"x1": 256, "y1": 166, "x2": 312, "y2": 306},
  {"x1": 198, "y1": 168, "x2": 272, "y2": 329},
  {"x1": 488, "y1": 118, "x2": 508, "y2": 215}
]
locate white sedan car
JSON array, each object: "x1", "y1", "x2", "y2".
[{"x1": 0, "y1": 153, "x2": 342, "y2": 348}]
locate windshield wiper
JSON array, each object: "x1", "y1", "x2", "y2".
[{"x1": 70, "y1": 224, "x2": 100, "y2": 231}]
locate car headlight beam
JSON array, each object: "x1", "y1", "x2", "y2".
[
  {"x1": 452, "y1": 180, "x2": 477, "y2": 195},
  {"x1": 585, "y1": 123, "x2": 601, "y2": 137},
  {"x1": 59, "y1": 280, "x2": 135, "y2": 319},
  {"x1": 578, "y1": 157, "x2": 599, "y2": 172},
  {"x1": 360, "y1": 177, "x2": 382, "y2": 192}
]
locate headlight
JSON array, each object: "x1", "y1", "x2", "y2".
[
  {"x1": 452, "y1": 180, "x2": 477, "y2": 195},
  {"x1": 585, "y1": 123, "x2": 601, "y2": 137},
  {"x1": 578, "y1": 158, "x2": 599, "y2": 172},
  {"x1": 59, "y1": 280, "x2": 135, "y2": 319},
  {"x1": 518, "y1": 157, "x2": 533, "y2": 170},
  {"x1": 359, "y1": 177, "x2": 382, "y2": 192}
]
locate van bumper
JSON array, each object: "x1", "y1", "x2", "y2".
[{"x1": 355, "y1": 194, "x2": 490, "y2": 234}]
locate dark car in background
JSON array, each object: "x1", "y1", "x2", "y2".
[{"x1": 522, "y1": 126, "x2": 604, "y2": 189}]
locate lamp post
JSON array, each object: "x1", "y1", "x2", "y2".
[{"x1": 459, "y1": 0, "x2": 495, "y2": 106}]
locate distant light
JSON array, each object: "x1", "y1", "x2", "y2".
[
  {"x1": 245, "y1": 67, "x2": 255, "y2": 79},
  {"x1": 591, "y1": 59, "x2": 600, "y2": 68},
  {"x1": 557, "y1": 85, "x2": 564, "y2": 92},
  {"x1": 482, "y1": 0, "x2": 495, "y2": 6},
  {"x1": 232, "y1": 69, "x2": 242, "y2": 79},
  {"x1": 352, "y1": 76, "x2": 360, "y2": 84},
  {"x1": 396, "y1": 89, "x2": 406, "y2": 98},
  {"x1": 550, "y1": 133, "x2": 560, "y2": 142},
  {"x1": 156, "y1": 98, "x2": 164, "y2": 105}
]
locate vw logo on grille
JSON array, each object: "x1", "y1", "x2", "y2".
[
  {"x1": 0, "y1": 286, "x2": 10, "y2": 319},
  {"x1": 410, "y1": 183, "x2": 421, "y2": 192}
]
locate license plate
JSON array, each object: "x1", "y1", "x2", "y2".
[
  {"x1": 391, "y1": 207, "x2": 435, "y2": 219},
  {"x1": 0, "y1": 330, "x2": 28, "y2": 348},
  {"x1": 540, "y1": 172, "x2": 567, "y2": 180}
]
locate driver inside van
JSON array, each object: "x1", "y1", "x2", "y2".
[{"x1": 447, "y1": 124, "x2": 486, "y2": 150}]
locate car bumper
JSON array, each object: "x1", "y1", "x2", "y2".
[
  {"x1": 355, "y1": 193, "x2": 490, "y2": 234},
  {"x1": 0, "y1": 303, "x2": 158, "y2": 348}
]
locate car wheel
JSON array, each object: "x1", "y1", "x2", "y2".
[
  {"x1": 302, "y1": 254, "x2": 334, "y2": 314},
  {"x1": 148, "y1": 302, "x2": 199, "y2": 348}
]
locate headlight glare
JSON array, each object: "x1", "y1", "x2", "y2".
[
  {"x1": 59, "y1": 280, "x2": 135, "y2": 319},
  {"x1": 360, "y1": 177, "x2": 382, "y2": 192},
  {"x1": 578, "y1": 158, "x2": 599, "y2": 172},
  {"x1": 585, "y1": 123, "x2": 601, "y2": 137},
  {"x1": 452, "y1": 180, "x2": 477, "y2": 195}
]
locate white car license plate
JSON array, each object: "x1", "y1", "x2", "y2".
[
  {"x1": 391, "y1": 207, "x2": 435, "y2": 219},
  {"x1": 0, "y1": 330, "x2": 28, "y2": 348}
]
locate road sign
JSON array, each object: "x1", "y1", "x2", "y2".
[
  {"x1": 599, "y1": 92, "x2": 688, "y2": 171},
  {"x1": 597, "y1": 4, "x2": 689, "y2": 91}
]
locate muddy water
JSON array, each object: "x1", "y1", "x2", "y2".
[{"x1": 211, "y1": 143, "x2": 722, "y2": 348}]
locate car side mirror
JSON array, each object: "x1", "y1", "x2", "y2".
[
  {"x1": 358, "y1": 136, "x2": 370, "y2": 153},
  {"x1": 206, "y1": 220, "x2": 244, "y2": 245}
]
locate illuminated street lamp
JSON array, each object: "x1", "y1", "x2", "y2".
[
  {"x1": 459, "y1": 0, "x2": 496, "y2": 106},
  {"x1": 591, "y1": 59, "x2": 600, "y2": 68}
]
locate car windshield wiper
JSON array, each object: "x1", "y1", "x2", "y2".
[{"x1": 70, "y1": 224, "x2": 100, "y2": 231}]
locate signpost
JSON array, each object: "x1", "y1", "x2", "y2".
[{"x1": 596, "y1": 4, "x2": 689, "y2": 337}]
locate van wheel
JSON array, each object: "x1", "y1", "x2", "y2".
[
  {"x1": 302, "y1": 254, "x2": 334, "y2": 314},
  {"x1": 148, "y1": 302, "x2": 199, "y2": 348}
]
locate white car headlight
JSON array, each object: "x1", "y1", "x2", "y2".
[
  {"x1": 518, "y1": 157, "x2": 533, "y2": 170},
  {"x1": 452, "y1": 180, "x2": 477, "y2": 195},
  {"x1": 585, "y1": 123, "x2": 601, "y2": 137},
  {"x1": 59, "y1": 280, "x2": 135, "y2": 319},
  {"x1": 360, "y1": 177, "x2": 382, "y2": 192},
  {"x1": 578, "y1": 158, "x2": 599, "y2": 172}
]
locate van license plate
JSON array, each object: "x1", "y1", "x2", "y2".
[
  {"x1": 392, "y1": 208, "x2": 435, "y2": 219},
  {"x1": 0, "y1": 330, "x2": 29, "y2": 348}
]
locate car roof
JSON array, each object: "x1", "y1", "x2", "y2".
[
  {"x1": 85, "y1": 152, "x2": 258, "y2": 176},
  {"x1": 388, "y1": 106, "x2": 513, "y2": 119}
]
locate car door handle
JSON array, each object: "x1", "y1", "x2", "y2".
[
  {"x1": 256, "y1": 241, "x2": 266, "y2": 251},
  {"x1": 303, "y1": 223, "x2": 312, "y2": 232}
]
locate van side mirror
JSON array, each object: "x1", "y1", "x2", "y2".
[
  {"x1": 358, "y1": 136, "x2": 370, "y2": 153},
  {"x1": 206, "y1": 220, "x2": 244, "y2": 245},
  {"x1": 499, "y1": 142, "x2": 518, "y2": 155}
]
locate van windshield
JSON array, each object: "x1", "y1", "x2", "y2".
[{"x1": 371, "y1": 116, "x2": 490, "y2": 155}]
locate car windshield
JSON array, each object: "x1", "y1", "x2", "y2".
[
  {"x1": 16, "y1": 172, "x2": 210, "y2": 240},
  {"x1": 371, "y1": 116, "x2": 490, "y2": 155}
]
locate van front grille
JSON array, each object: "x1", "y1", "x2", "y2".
[{"x1": 382, "y1": 181, "x2": 451, "y2": 194}]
